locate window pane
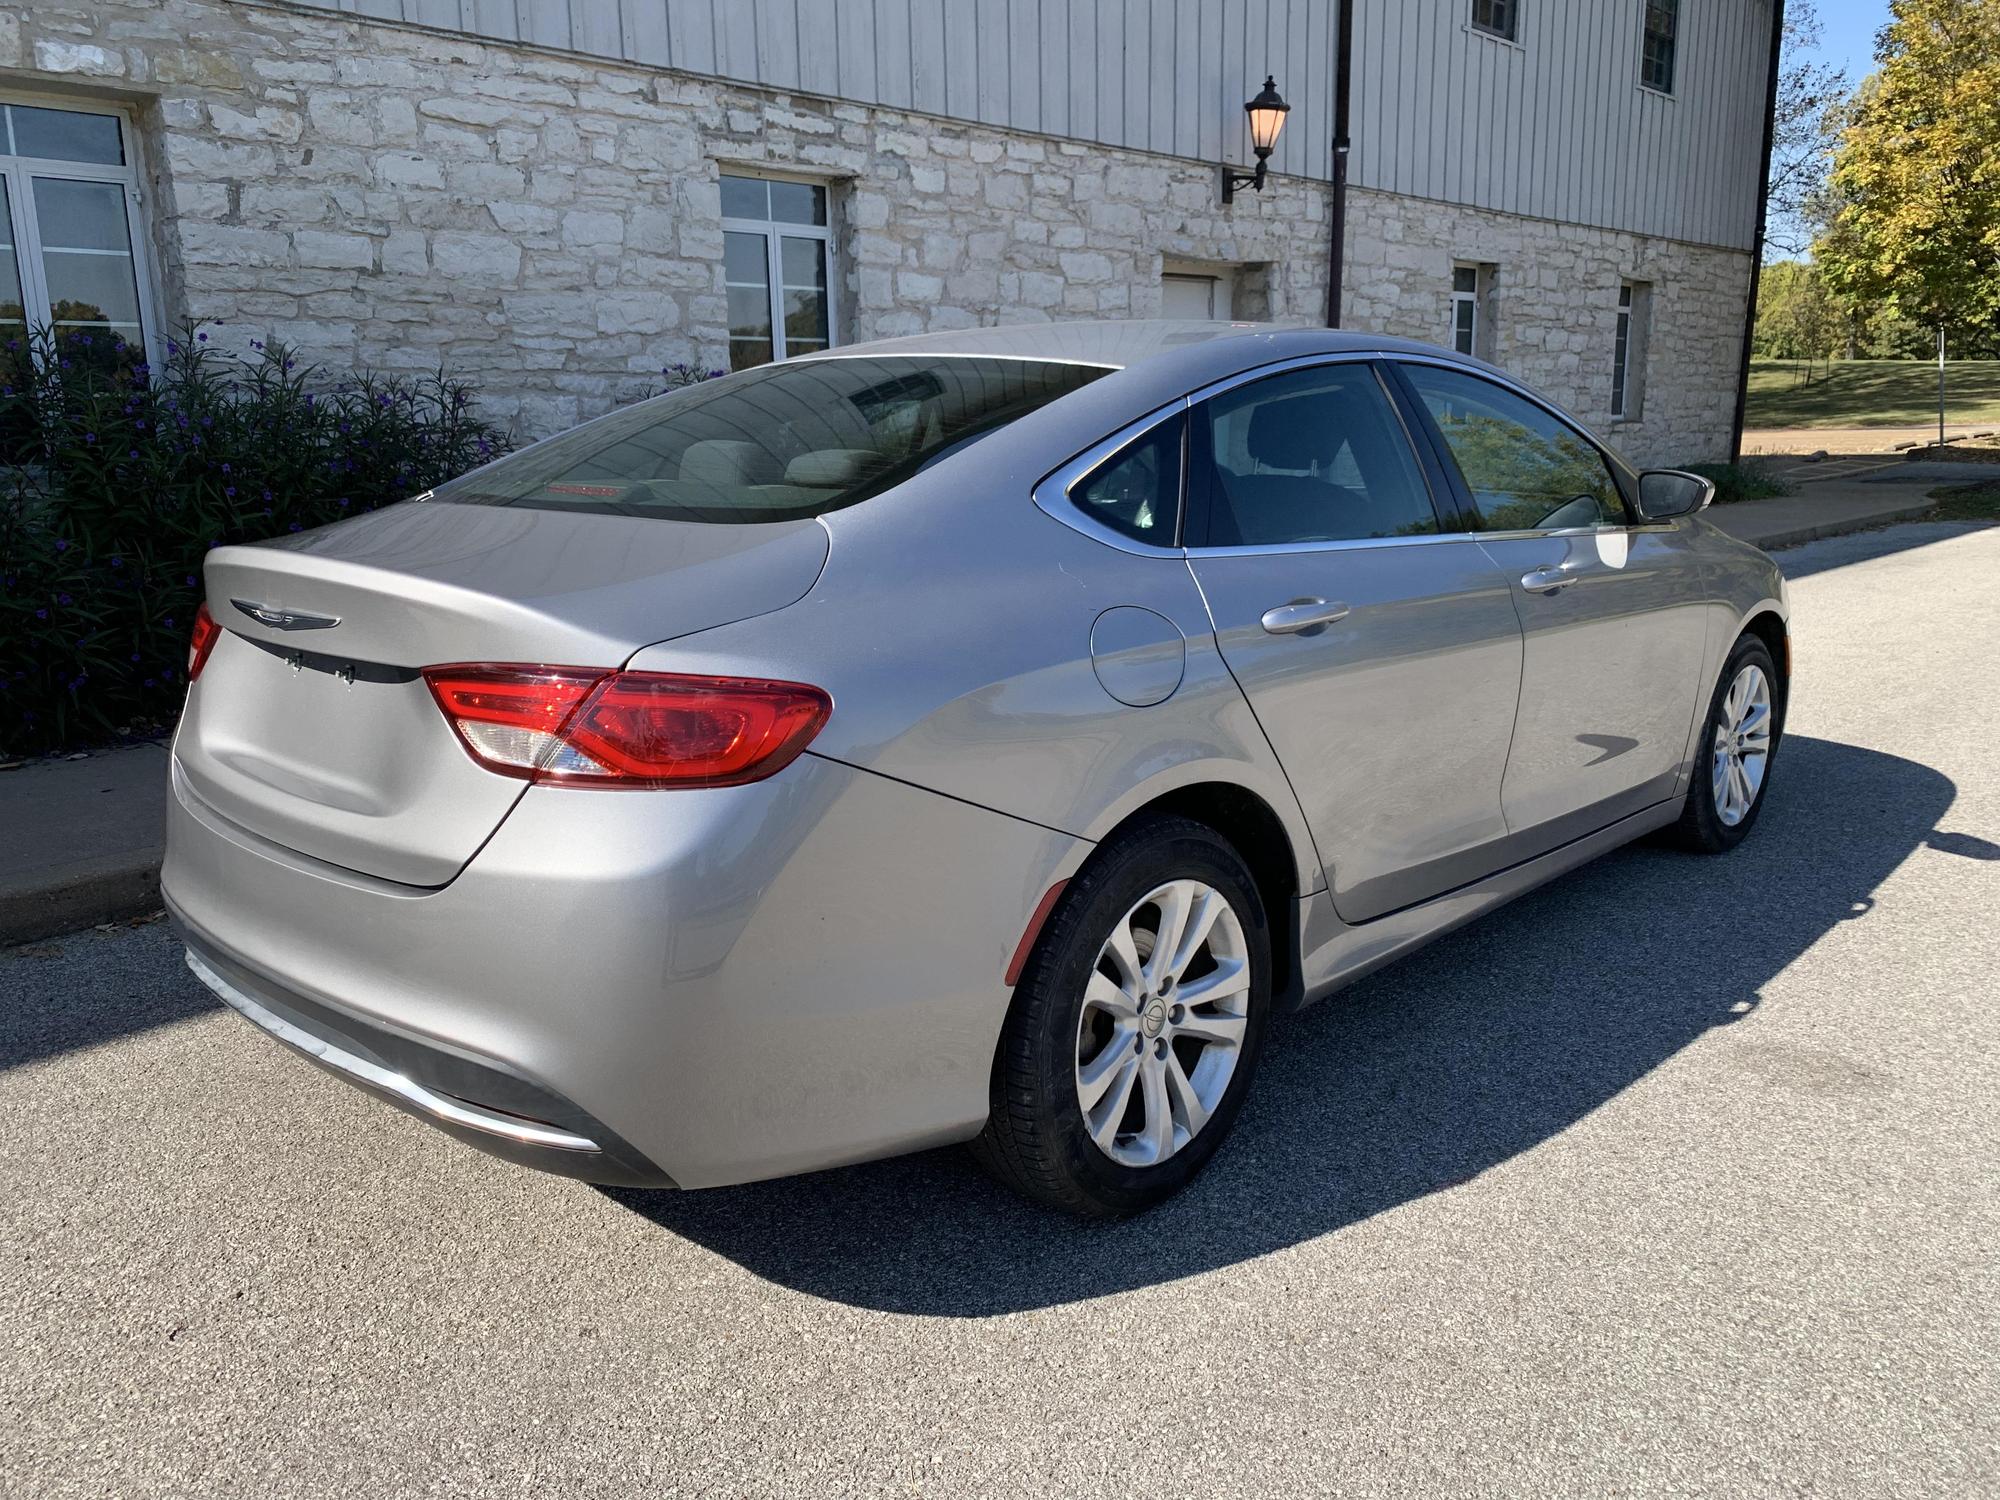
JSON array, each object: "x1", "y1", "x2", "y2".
[
  {"x1": 1197, "y1": 365, "x2": 1436, "y2": 546},
  {"x1": 719, "y1": 174, "x2": 769, "y2": 220},
  {"x1": 1454, "y1": 300, "x2": 1476, "y2": 355},
  {"x1": 1453, "y1": 266, "x2": 1478, "y2": 294},
  {"x1": 768, "y1": 179, "x2": 826, "y2": 226},
  {"x1": 1074, "y1": 415, "x2": 1182, "y2": 546},
  {"x1": 0, "y1": 179, "x2": 24, "y2": 333},
  {"x1": 33, "y1": 177, "x2": 143, "y2": 329},
  {"x1": 781, "y1": 235, "x2": 826, "y2": 290},
  {"x1": 1403, "y1": 364, "x2": 1625, "y2": 531},
  {"x1": 722, "y1": 229, "x2": 767, "y2": 283},
  {"x1": 432, "y1": 356, "x2": 1110, "y2": 524},
  {"x1": 724, "y1": 230, "x2": 773, "y2": 372},
  {"x1": 8, "y1": 105, "x2": 124, "y2": 165}
]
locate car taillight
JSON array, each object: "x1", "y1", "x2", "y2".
[
  {"x1": 421, "y1": 665, "x2": 831, "y2": 789},
  {"x1": 187, "y1": 602, "x2": 222, "y2": 682}
]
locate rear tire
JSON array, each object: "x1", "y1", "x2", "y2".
[
  {"x1": 1669, "y1": 634, "x2": 1781, "y2": 854},
  {"x1": 972, "y1": 816, "x2": 1272, "y2": 1218}
]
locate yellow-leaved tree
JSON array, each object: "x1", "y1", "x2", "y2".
[{"x1": 1814, "y1": 0, "x2": 2000, "y2": 338}]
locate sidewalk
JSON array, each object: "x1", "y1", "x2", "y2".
[
  {"x1": 0, "y1": 478, "x2": 1963, "y2": 947},
  {"x1": 1, "y1": 739, "x2": 168, "y2": 946}
]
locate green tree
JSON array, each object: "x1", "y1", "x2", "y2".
[
  {"x1": 1754, "y1": 260, "x2": 1842, "y2": 375},
  {"x1": 1766, "y1": 1, "x2": 1851, "y2": 255},
  {"x1": 1814, "y1": 0, "x2": 2000, "y2": 338}
]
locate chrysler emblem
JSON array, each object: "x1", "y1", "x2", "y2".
[{"x1": 231, "y1": 599, "x2": 341, "y2": 631}]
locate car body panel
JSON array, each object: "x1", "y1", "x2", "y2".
[
  {"x1": 1188, "y1": 537, "x2": 1524, "y2": 922},
  {"x1": 165, "y1": 745, "x2": 1088, "y2": 1188},
  {"x1": 1474, "y1": 523, "x2": 1710, "y2": 840}
]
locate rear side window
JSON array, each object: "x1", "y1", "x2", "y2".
[
  {"x1": 1069, "y1": 413, "x2": 1183, "y2": 546},
  {"x1": 1398, "y1": 363, "x2": 1627, "y2": 531},
  {"x1": 431, "y1": 356, "x2": 1110, "y2": 523},
  {"x1": 1191, "y1": 363, "x2": 1440, "y2": 547}
]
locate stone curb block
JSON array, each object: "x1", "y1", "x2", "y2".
[{"x1": 0, "y1": 855, "x2": 164, "y2": 948}]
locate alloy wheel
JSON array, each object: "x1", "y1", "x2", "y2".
[
  {"x1": 1711, "y1": 661, "x2": 1773, "y2": 826},
  {"x1": 1074, "y1": 879, "x2": 1250, "y2": 1168}
]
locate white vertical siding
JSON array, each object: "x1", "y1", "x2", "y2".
[
  {"x1": 273, "y1": 0, "x2": 1769, "y2": 248},
  {"x1": 279, "y1": 0, "x2": 1338, "y2": 180},
  {"x1": 1349, "y1": 0, "x2": 1772, "y2": 248}
]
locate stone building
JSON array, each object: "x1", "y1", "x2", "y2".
[{"x1": 0, "y1": 1, "x2": 1776, "y2": 462}]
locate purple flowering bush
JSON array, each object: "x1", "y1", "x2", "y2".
[{"x1": 0, "y1": 328, "x2": 507, "y2": 754}]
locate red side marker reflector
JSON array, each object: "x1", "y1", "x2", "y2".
[{"x1": 1005, "y1": 880, "x2": 1070, "y2": 987}]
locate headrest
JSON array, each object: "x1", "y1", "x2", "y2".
[
  {"x1": 677, "y1": 440, "x2": 784, "y2": 488},
  {"x1": 783, "y1": 448, "x2": 892, "y2": 488},
  {"x1": 1246, "y1": 396, "x2": 1338, "y2": 472}
]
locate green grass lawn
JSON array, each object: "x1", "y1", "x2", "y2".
[{"x1": 1746, "y1": 358, "x2": 2000, "y2": 430}]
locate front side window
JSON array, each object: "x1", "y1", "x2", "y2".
[
  {"x1": 0, "y1": 99, "x2": 152, "y2": 379},
  {"x1": 1192, "y1": 363, "x2": 1439, "y2": 547},
  {"x1": 1471, "y1": 0, "x2": 1518, "y2": 41},
  {"x1": 1642, "y1": 0, "x2": 1679, "y2": 92},
  {"x1": 431, "y1": 356, "x2": 1109, "y2": 524},
  {"x1": 721, "y1": 173, "x2": 834, "y2": 372},
  {"x1": 1400, "y1": 363, "x2": 1626, "y2": 532}
]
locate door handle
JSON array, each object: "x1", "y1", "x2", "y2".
[
  {"x1": 1519, "y1": 564, "x2": 1579, "y2": 595},
  {"x1": 1260, "y1": 599, "x2": 1351, "y2": 634}
]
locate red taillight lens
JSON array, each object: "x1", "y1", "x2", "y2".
[
  {"x1": 422, "y1": 665, "x2": 831, "y2": 789},
  {"x1": 187, "y1": 602, "x2": 222, "y2": 682}
]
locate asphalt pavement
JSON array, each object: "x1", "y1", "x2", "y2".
[{"x1": 4, "y1": 522, "x2": 1997, "y2": 1497}]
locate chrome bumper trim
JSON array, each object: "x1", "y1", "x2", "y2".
[{"x1": 185, "y1": 947, "x2": 602, "y2": 1154}]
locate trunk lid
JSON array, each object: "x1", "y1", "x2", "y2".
[{"x1": 175, "y1": 501, "x2": 828, "y2": 886}]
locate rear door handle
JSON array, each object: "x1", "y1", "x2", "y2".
[
  {"x1": 1519, "y1": 564, "x2": 1578, "y2": 595},
  {"x1": 1260, "y1": 599, "x2": 1351, "y2": 634}
]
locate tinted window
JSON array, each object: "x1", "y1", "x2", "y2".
[
  {"x1": 1400, "y1": 364, "x2": 1627, "y2": 531},
  {"x1": 1194, "y1": 363, "x2": 1439, "y2": 547},
  {"x1": 1070, "y1": 414, "x2": 1182, "y2": 546},
  {"x1": 432, "y1": 356, "x2": 1108, "y2": 523}
]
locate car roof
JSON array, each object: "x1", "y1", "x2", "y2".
[{"x1": 795, "y1": 318, "x2": 1478, "y2": 387}]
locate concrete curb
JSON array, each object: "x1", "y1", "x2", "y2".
[
  {"x1": 1740, "y1": 501, "x2": 1940, "y2": 552},
  {"x1": 0, "y1": 853, "x2": 163, "y2": 948}
]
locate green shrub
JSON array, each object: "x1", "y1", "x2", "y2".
[
  {"x1": 0, "y1": 329, "x2": 508, "y2": 755},
  {"x1": 1680, "y1": 460, "x2": 1794, "y2": 505}
]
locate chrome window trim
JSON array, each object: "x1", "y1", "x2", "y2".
[
  {"x1": 1031, "y1": 396, "x2": 1191, "y2": 558},
  {"x1": 1035, "y1": 348, "x2": 1672, "y2": 561}
]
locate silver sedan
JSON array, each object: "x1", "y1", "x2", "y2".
[{"x1": 165, "y1": 321, "x2": 1787, "y2": 1216}]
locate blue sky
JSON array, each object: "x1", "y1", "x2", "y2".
[{"x1": 1799, "y1": 0, "x2": 1893, "y2": 85}]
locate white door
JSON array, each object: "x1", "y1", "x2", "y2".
[{"x1": 1162, "y1": 273, "x2": 1220, "y2": 320}]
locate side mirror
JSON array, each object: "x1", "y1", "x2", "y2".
[{"x1": 1636, "y1": 469, "x2": 1715, "y2": 520}]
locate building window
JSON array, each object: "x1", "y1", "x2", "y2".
[
  {"x1": 1451, "y1": 265, "x2": 1481, "y2": 356},
  {"x1": 0, "y1": 97, "x2": 156, "y2": 376},
  {"x1": 1470, "y1": 0, "x2": 1518, "y2": 42},
  {"x1": 1641, "y1": 0, "x2": 1679, "y2": 93},
  {"x1": 720, "y1": 172, "x2": 834, "y2": 372},
  {"x1": 1611, "y1": 281, "x2": 1649, "y2": 420}
]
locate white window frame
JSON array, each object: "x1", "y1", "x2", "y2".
[
  {"x1": 0, "y1": 91, "x2": 163, "y2": 368},
  {"x1": 1640, "y1": 0, "x2": 1679, "y2": 96},
  {"x1": 1451, "y1": 264, "x2": 1481, "y2": 357},
  {"x1": 718, "y1": 168, "x2": 838, "y2": 370},
  {"x1": 1611, "y1": 284, "x2": 1635, "y2": 418}
]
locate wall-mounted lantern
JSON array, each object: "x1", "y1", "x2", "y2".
[{"x1": 1220, "y1": 76, "x2": 1291, "y2": 204}]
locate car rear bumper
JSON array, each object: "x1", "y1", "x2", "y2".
[{"x1": 163, "y1": 750, "x2": 1087, "y2": 1188}]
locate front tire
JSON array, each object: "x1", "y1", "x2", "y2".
[
  {"x1": 973, "y1": 816, "x2": 1273, "y2": 1217},
  {"x1": 1670, "y1": 634, "x2": 1781, "y2": 853}
]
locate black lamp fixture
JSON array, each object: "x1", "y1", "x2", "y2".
[{"x1": 1221, "y1": 75, "x2": 1291, "y2": 203}]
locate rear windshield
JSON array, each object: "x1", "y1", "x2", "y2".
[{"x1": 430, "y1": 355, "x2": 1111, "y2": 523}]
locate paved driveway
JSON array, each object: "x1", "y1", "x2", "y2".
[{"x1": 5, "y1": 524, "x2": 1997, "y2": 1498}]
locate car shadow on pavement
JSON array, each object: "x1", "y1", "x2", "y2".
[{"x1": 606, "y1": 735, "x2": 1958, "y2": 1315}]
